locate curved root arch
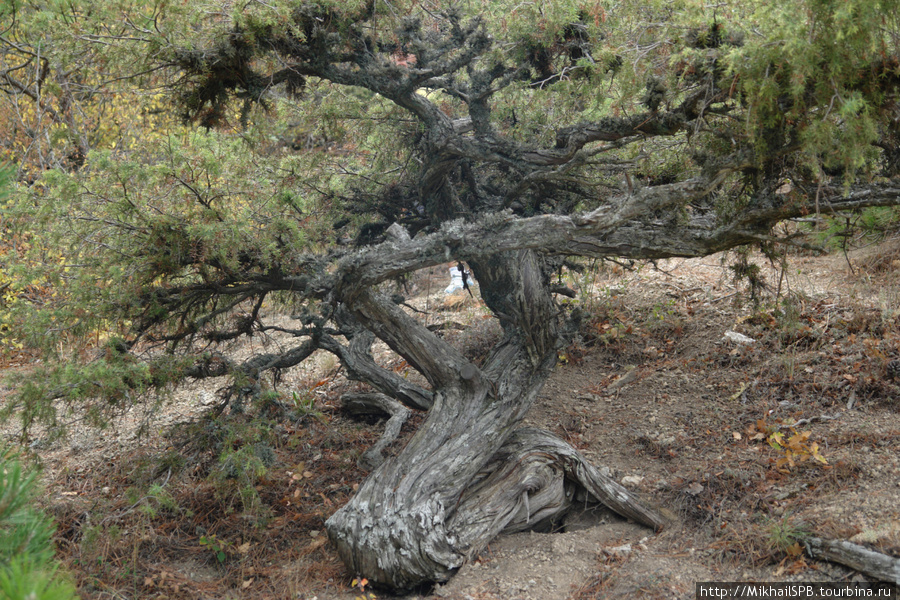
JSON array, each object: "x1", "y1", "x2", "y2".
[
  {"x1": 326, "y1": 426, "x2": 665, "y2": 589},
  {"x1": 453, "y1": 427, "x2": 666, "y2": 546}
]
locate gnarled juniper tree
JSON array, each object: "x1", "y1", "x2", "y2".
[{"x1": 6, "y1": 0, "x2": 900, "y2": 589}]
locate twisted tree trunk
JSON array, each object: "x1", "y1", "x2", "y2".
[{"x1": 325, "y1": 250, "x2": 665, "y2": 588}]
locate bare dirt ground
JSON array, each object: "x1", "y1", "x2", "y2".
[{"x1": 2, "y1": 247, "x2": 900, "y2": 599}]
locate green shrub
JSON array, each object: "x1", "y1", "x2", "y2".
[{"x1": 0, "y1": 450, "x2": 77, "y2": 600}]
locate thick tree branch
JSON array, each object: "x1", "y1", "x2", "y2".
[
  {"x1": 318, "y1": 329, "x2": 433, "y2": 411},
  {"x1": 342, "y1": 392, "x2": 411, "y2": 470},
  {"x1": 805, "y1": 537, "x2": 900, "y2": 584},
  {"x1": 325, "y1": 175, "x2": 724, "y2": 293},
  {"x1": 183, "y1": 335, "x2": 320, "y2": 380},
  {"x1": 347, "y1": 288, "x2": 480, "y2": 392},
  {"x1": 312, "y1": 178, "x2": 900, "y2": 297}
]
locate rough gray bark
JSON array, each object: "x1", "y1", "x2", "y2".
[
  {"x1": 452, "y1": 428, "x2": 666, "y2": 544},
  {"x1": 341, "y1": 392, "x2": 410, "y2": 470},
  {"x1": 805, "y1": 537, "x2": 900, "y2": 584},
  {"x1": 320, "y1": 315, "x2": 434, "y2": 411},
  {"x1": 325, "y1": 250, "x2": 665, "y2": 589}
]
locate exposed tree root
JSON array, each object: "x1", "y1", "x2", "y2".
[
  {"x1": 453, "y1": 427, "x2": 666, "y2": 554},
  {"x1": 342, "y1": 391, "x2": 411, "y2": 470},
  {"x1": 327, "y1": 424, "x2": 665, "y2": 589},
  {"x1": 805, "y1": 537, "x2": 900, "y2": 584}
]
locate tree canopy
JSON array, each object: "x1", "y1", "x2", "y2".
[{"x1": 3, "y1": 0, "x2": 900, "y2": 589}]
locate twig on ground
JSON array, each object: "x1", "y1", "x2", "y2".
[{"x1": 778, "y1": 414, "x2": 839, "y2": 430}]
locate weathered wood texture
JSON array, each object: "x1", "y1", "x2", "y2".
[
  {"x1": 805, "y1": 537, "x2": 900, "y2": 584},
  {"x1": 341, "y1": 392, "x2": 411, "y2": 470},
  {"x1": 325, "y1": 251, "x2": 664, "y2": 588}
]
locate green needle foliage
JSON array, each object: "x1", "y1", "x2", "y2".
[
  {"x1": 0, "y1": 451, "x2": 77, "y2": 600},
  {"x1": 1, "y1": 0, "x2": 897, "y2": 437}
]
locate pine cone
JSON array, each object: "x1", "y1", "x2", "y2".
[{"x1": 887, "y1": 359, "x2": 900, "y2": 381}]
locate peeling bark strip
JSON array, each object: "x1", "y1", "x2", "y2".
[
  {"x1": 452, "y1": 428, "x2": 666, "y2": 544},
  {"x1": 326, "y1": 424, "x2": 666, "y2": 589},
  {"x1": 805, "y1": 537, "x2": 900, "y2": 584}
]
